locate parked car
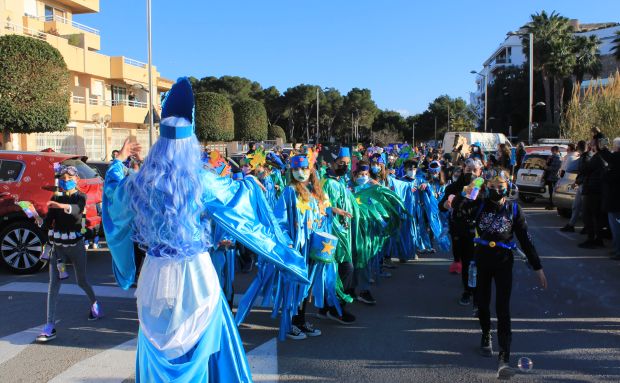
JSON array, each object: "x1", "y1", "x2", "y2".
[
  {"x1": 87, "y1": 160, "x2": 110, "y2": 180},
  {"x1": 553, "y1": 156, "x2": 580, "y2": 218},
  {"x1": 0, "y1": 151, "x2": 103, "y2": 274},
  {"x1": 515, "y1": 151, "x2": 565, "y2": 203}
]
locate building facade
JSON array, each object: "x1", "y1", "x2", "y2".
[
  {"x1": 0, "y1": 0, "x2": 173, "y2": 160},
  {"x1": 470, "y1": 20, "x2": 620, "y2": 121}
]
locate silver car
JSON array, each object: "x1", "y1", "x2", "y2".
[
  {"x1": 515, "y1": 151, "x2": 565, "y2": 203},
  {"x1": 553, "y1": 158, "x2": 580, "y2": 218}
]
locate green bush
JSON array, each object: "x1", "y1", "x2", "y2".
[
  {"x1": 268, "y1": 124, "x2": 286, "y2": 140},
  {"x1": 233, "y1": 99, "x2": 268, "y2": 141},
  {"x1": 195, "y1": 92, "x2": 234, "y2": 142},
  {"x1": 0, "y1": 35, "x2": 70, "y2": 137}
]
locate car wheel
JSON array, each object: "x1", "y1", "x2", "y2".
[
  {"x1": 519, "y1": 194, "x2": 536, "y2": 203},
  {"x1": 0, "y1": 221, "x2": 46, "y2": 274},
  {"x1": 557, "y1": 208, "x2": 572, "y2": 219}
]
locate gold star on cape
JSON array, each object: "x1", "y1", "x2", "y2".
[
  {"x1": 297, "y1": 198, "x2": 312, "y2": 215},
  {"x1": 321, "y1": 240, "x2": 335, "y2": 255}
]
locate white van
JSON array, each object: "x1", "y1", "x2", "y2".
[{"x1": 443, "y1": 132, "x2": 512, "y2": 154}]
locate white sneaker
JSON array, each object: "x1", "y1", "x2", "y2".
[
  {"x1": 286, "y1": 325, "x2": 307, "y2": 340},
  {"x1": 497, "y1": 362, "x2": 515, "y2": 380}
]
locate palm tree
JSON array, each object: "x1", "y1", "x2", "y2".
[
  {"x1": 613, "y1": 30, "x2": 620, "y2": 61},
  {"x1": 521, "y1": 11, "x2": 575, "y2": 124},
  {"x1": 573, "y1": 35, "x2": 602, "y2": 83}
]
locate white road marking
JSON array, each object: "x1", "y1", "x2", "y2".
[
  {"x1": 37, "y1": 334, "x2": 278, "y2": 382},
  {"x1": 0, "y1": 282, "x2": 135, "y2": 299},
  {"x1": 555, "y1": 231, "x2": 577, "y2": 241},
  {"x1": 47, "y1": 337, "x2": 137, "y2": 383},
  {"x1": 247, "y1": 337, "x2": 278, "y2": 383},
  {"x1": 0, "y1": 324, "x2": 43, "y2": 365}
]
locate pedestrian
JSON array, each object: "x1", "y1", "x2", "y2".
[
  {"x1": 451, "y1": 169, "x2": 547, "y2": 379},
  {"x1": 440, "y1": 158, "x2": 483, "y2": 304},
  {"x1": 111, "y1": 150, "x2": 119, "y2": 160},
  {"x1": 320, "y1": 150, "x2": 357, "y2": 324},
  {"x1": 102, "y1": 78, "x2": 307, "y2": 381},
  {"x1": 578, "y1": 138, "x2": 608, "y2": 249},
  {"x1": 599, "y1": 137, "x2": 620, "y2": 260},
  {"x1": 560, "y1": 141, "x2": 587, "y2": 232},
  {"x1": 273, "y1": 149, "x2": 351, "y2": 340},
  {"x1": 544, "y1": 146, "x2": 562, "y2": 210},
  {"x1": 35, "y1": 165, "x2": 102, "y2": 342},
  {"x1": 496, "y1": 144, "x2": 512, "y2": 171}
]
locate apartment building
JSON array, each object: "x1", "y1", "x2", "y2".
[
  {"x1": 470, "y1": 20, "x2": 620, "y2": 119},
  {"x1": 0, "y1": 0, "x2": 173, "y2": 160}
]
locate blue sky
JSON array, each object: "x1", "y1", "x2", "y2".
[{"x1": 76, "y1": 1, "x2": 620, "y2": 116}]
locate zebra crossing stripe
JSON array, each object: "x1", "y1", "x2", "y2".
[
  {"x1": 0, "y1": 324, "x2": 44, "y2": 365},
  {"x1": 47, "y1": 337, "x2": 137, "y2": 383},
  {"x1": 0, "y1": 282, "x2": 135, "y2": 299}
]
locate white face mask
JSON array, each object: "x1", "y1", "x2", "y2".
[
  {"x1": 292, "y1": 169, "x2": 310, "y2": 182},
  {"x1": 406, "y1": 170, "x2": 416, "y2": 178}
]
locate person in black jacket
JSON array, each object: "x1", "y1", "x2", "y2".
[
  {"x1": 452, "y1": 169, "x2": 547, "y2": 379},
  {"x1": 600, "y1": 137, "x2": 620, "y2": 259},
  {"x1": 35, "y1": 166, "x2": 102, "y2": 343},
  {"x1": 440, "y1": 158, "x2": 483, "y2": 307},
  {"x1": 544, "y1": 146, "x2": 562, "y2": 210},
  {"x1": 578, "y1": 139, "x2": 608, "y2": 249}
]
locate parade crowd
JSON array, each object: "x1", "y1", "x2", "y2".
[{"x1": 32, "y1": 78, "x2": 620, "y2": 382}]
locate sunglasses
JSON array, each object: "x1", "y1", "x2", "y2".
[
  {"x1": 59, "y1": 166, "x2": 78, "y2": 177},
  {"x1": 484, "y1": 168, "x2": 510, "y2": 182}
]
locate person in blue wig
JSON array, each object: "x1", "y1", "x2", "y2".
[
  {"x1": 273, "y1": 149, "x2": 351, "y2": 340},
  {"x1": 102, "y1": 77, "x2": 308, "y2": 382}
]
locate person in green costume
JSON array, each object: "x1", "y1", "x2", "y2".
[{"x1": 318, "y1": 151, "x2": 357, "y2": 324}]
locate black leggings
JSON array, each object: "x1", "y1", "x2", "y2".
[
  {"x1": 476, "y1": 256, "x2": 513, "y2": 359},
  {"x1": 451, "y1": 230, "x2": 475, "y2": 292}
]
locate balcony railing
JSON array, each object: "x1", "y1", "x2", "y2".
[
  {"x1": 89, "y1": 98, "x2": 112, "y2": 106},
  {"x1": 112, "y1": 100, "x2": 148, "y2": 108},
  {"x1": 123, "y1": 58, "x2": 147, "y2": 68},
  {"x1": 72, "y1": 96, "x2": 86, "y2": 104},
  {"x1": 40, "y1": 15, "x2": 100, "y2": 35}
]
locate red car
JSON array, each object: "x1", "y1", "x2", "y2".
[{"x1": 0, "y1": 151, "x2": 103, "y2": 274}]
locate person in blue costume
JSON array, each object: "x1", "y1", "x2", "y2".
[
  {"x1": 203, "y1": 150, "x2": 237, "y2": 307},
  {"x1": 102, "y1": 78, "x2": 308, "y2": 383},
  {"x1": 425, "y1": 161, "x2": 451, "y2": 252},
  {"x1": 393, "y1": 159, "x2": 421, "y2": 262},
  {"x1": 273, "y1": 150, "x2": 352, "y2": 340}
]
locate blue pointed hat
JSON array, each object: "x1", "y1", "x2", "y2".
[
  {"x1": 160, "y1": 77, "x2": 195, "y2": 140},
  {"x1": 338, "y1": 147, "x2": 350, "y2": 159}
]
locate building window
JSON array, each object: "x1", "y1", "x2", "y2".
[
  {"x1": 111, "y1": 129, "x2": 130, "y2": 153},
  {"x1": 135, "y1": 129, "x2": 150, "y2": 156},
  {"x1": 0, "y1": 161, "x2": 25, "y2": 182},
  {"x1": 44, "y1": 5, "x2": 66, "y2": 22},
  {"x1": 84, "y1": 126, "x2": 106, "y2": 161},
  {"x1": 112, "y1": 86, "x2": 127, "y2": 106},
  {"x1": 36, "y1": 129, "x2": 77, "y2": 154}
]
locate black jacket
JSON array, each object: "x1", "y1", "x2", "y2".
[
  {"x1": 600, "y1": 149, "x2": 620, "y2": 212},
  {"x1": 578, "y1": 151, "x2": 607, "y2": 196}
]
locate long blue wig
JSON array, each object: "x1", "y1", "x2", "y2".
[{"x1": 125, "y1": 78, "x2": 210, "y2": 258}]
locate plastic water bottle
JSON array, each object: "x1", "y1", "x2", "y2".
[
  {"x1": 468, "y1": 261, "x2": 477, "y2": 288},
  {"x1": 57, "y1": 262, "x2": 69, "y2": 280}
]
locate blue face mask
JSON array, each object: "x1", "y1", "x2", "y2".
[
  {"x1": 59, "y1": 179, "x2": 77, "y2": 191},
  {"x1": 356, "y1": 176, "x2": 369, "y2": 185},
  {"x1": 370, "y1": 166, "x2": 381, "y2": 174}
]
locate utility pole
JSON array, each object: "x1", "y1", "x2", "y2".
[
  {"x1": 316, "y1": 87, "x2": 320, "y2": 144},
  {"x1": 528, "y1": 32, "x2": 534, "y2": 145},
  {"x1": 434, "y1": 116, "x2": 437, "y2": 143},
  {"x1": 412, "y1": 122, "x2": 415, "y2": 146},
  {"x1": 146, "y1": 0, "x2": 155, "y2": 148}
]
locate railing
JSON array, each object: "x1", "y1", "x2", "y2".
[
  {"x1": 40, "y1": 15, "x2": 100, "y2": 36},
  {"x1": 123, "y1": 57, "x2": 147, "y2": 68},
  {"x1": 72, "y1": 96, "x2": 86, "y2": 104},
  {"x1": 4, "y1": 21, "x2": 47, "y2": 40},
  {"x1": 111, "y1": 100, "x2": 148, "y2": 108},
  {"x1": 89, "y1": 98, "x2": 112, "y2": 106}
]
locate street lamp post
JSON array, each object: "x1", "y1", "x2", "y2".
[
  {"x1": 316, "y1": 87, "x2": 319, "y2": 144},
  {"x1": 146, "y1": 0, "x2": 155, "y2": 149},
  {"x1": 506, "y1": 31, "x2": 534, "y2": 144},
  {"x1": 470, "y1": 70, "x2": 488, "y2": 132},
  {"x1": 411, "y1": 122, "x2": 415, "y2": 146}
]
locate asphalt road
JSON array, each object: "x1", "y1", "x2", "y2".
[{"x1": 0, "y1": 204, "x2": 619, "y2": 383}]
